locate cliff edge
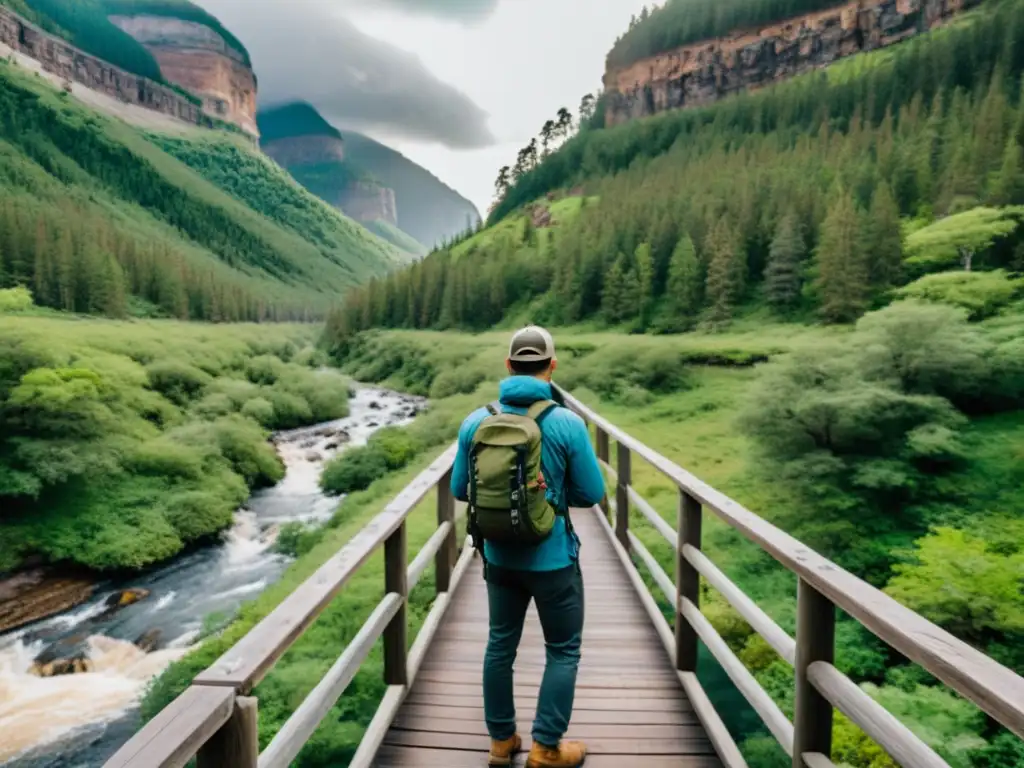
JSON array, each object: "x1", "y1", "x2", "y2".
[
  {"x1": 603, "y1": 0, "x2": 980, "y2": 127},
  {"x1": 111, "y1": 13, "x2": 258, "y2": 137}
]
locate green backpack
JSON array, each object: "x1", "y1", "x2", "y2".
[{"x1": 468, "y1": 400, "x2": 559, "y2": 548}]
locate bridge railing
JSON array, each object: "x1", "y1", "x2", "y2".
[
  {"x1": 105, "y1": 444, "x2": 469, "y2": 768},
  {"x1": 555, "y1": 383, "x2": 1024, "y2": 768}
]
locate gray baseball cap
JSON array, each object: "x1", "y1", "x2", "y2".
[{"x1": 508, "y1": 325, "x2": 556, "y2": 363}]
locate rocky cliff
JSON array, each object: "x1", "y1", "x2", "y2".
[
  {"x1": 110, "y1": 15, "x2": 258, "y2": 137},
  {"x1": 263, "y1": 134, "x2": 346, "y2": 167},
  {"x1": 0, "y1": 7, "x2": 202, "y2": 125},
  {"x1": 338, "y1": 182, "x2": 399, "y2": 226},
  {"x1": 604, "y1": 0, "x2": 980, "y2": 126}
]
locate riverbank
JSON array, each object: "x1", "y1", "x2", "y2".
[{"x1": 0, "y1": 385, "x2": 422, "y2": 766}]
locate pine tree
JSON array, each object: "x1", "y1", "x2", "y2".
[
  {"x1": 704, "y1": 217, "x2": 744, "y2": 326},
  {"x1": 602, "y1": 252, "x2": 639, "y2": 325},
  {"x1": 989, "y1": 138, "x2": 1024, "y2": 205},
  {"x1": 665, "y1": 233, "x2": 702, "y2": 322},
  {"x1": 635, "y1": 242, "x2": 655, "y2": 330},
  {"x1": 816, "y1": 191, "x2": 869, "y2": 323},
  {"x1": 764, "y1": 213, "x2": 804, "y2": 312},
  {"x1": 863, "y1": 183, "x2": 904, "y2": 292}
]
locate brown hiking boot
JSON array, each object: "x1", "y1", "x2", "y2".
[
  {"x1": 488, "y1": 733, "x2": 522, "y2": 766},
  {"x1": 525, "y1": 739, "x2": 587, "y2": 767}
]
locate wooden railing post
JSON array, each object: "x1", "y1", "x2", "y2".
[
  {"x1": 596, "y1": 427, "x2": 610, "y2": 520},
  {"x1": 436, "y1": 471, "x2": 456, "y2": 594},
  {"x1": 384, "y1": 521, "x2": 408, "y2": 686},
  {"x1": 196, "y1": 696, "x2": 258, "y2": 768},
  {"x1": 615, "y1": 441, "x2": 631, "y2": 551},
  {"x1": 793, "y1": 578, "x2": 835, "y2": 768},
  {"x1": 675, "y1": 491, "x2": 702, "y2": 672}
]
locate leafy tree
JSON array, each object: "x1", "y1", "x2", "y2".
[
  {"x1": 764, "y1": 212, "x2": 804, "y2": 311},
  {"x1": 540, "y1": 120, "x2": 557, "y2": 157},
  {"x1": 886, "y1": 527, "x2": 1024, "y2": 642}
]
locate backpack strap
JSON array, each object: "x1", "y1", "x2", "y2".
[{"x1": 525, "y1": 399, "x2": 558, "y2": 425}]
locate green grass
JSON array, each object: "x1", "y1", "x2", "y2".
[{"x1": 362, "y1": 219, "x2": 427, "y2": 257}]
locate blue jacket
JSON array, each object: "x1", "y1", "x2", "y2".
[{"x1": 451, "y1": 376, "x2": 606, "y2": 571}]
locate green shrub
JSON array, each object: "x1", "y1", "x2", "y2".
[
  {"x1": 245, "y1": 355, "x2": 286, "y2": 385},
  {"x1": 276, "y1": 368, "x2": 350, "y2": 422},
  {"x1": 628, "y1": 348, "x2": 690, "y2": 393},
  {"x1": 274, "y1": 521, "x2": 324, "y2": 558},
  {"x1": 125, "y1": 439, "x2": 204, "y2": 480},
  {"x1": 146, "y1": 361, "x2": 212, "y2": 406},
  {"x1": 896, "y1": 270, "x2": 1023, "y2": 320},
  {"x1": 0, "y1": 286, "x2": 33, "y2": 313},
  {"x1": 430, "y1": 368, "x2": 485, "y2": 399},
  {"x1": 160, "y1": 489, "x2": 237, "y2": 542},
  {"x1": 370, "y1": 427, "x2": 423, "y2": 470},
  {"x1": 211, "y1": 415, "x2": 284, "y2": 488},
  {"x1": 320, "y1": 448, "x2": 389, "y2": 495},
  {"x1": 240, "y1": 397, "x2": 275, "y2": 427},
  {"x1": 264, "y1": 389, "x2": 313, "y2": 429}
]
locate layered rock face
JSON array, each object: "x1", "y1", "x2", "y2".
[
  {"x1": 604, "y1": 0, "x2": 980, "y2": 126},
  {"x1": 110, "y1": 15, "x2": 258, "y2": 137},
  {"x1": 263, "y1": 134, "x2": 346, "y2": 167},
  {"x1": 0, "y1": 7, "x2": 202, "y2": 125},
  {"x1": 338, "y1": 182, "x2": 399, "y2": 226},
  {"x1": 263, "y1": 134, "x2": 399, "y2": 225}
]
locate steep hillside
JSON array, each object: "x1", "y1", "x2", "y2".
[
  {"x1": 603, "y1": 0, "x2": 980, "y2": 126},
  {"x1": 257, "y1": 102, "x2": 481, "y2": 250},
  {"x1": 0, "y1": 56, "x2": 401, "y2": 321}
]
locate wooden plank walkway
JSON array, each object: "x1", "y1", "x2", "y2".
[{"x1": 373, "y1": 508, "x2": 722, "y2": 767}]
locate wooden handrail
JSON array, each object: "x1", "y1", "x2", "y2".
[
  {"x1": 106, "y1": 442, "x2": 463, "y2": 768},
  {"x1": 107, "y1": 386, "x2": 1024, "y2": 768},
  {"x1": 555, "y1": 383, "x2": 1024, "y2": 768},
  {"x1": 556, "y1": 384, "x2": 1024, "y2": 744}
]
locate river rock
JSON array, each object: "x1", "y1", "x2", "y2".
[
  {"x1": 305, "y1": 451, "x2": 322, "y2": 462},
  {"x1": 299, "y1": 438, "x2": 317, "y2": 449},
  {"x1": 29, "y1": 655, "x2": 93, "y2": 677},
  {"x1": 369, "y1": 401, "x2": 382, "y2": 410},
  {"x1": 0, "y1": 570, "x2": 96, "y2": 635},
  {"x1": 368, "y1": 421, "x2": 379, "y2": 428},
  {"x1": 104, "y1": 587, "x2": 150, "y2": 610},
  {"x1": 134, "y1": 629, "x2": 162, "y2": 653}
]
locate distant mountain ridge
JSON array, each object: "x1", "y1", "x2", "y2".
[{"x1": 258, "y1": 102, "x2": 481, "y2": 250}]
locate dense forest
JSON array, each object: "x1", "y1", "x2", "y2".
[
  {"x1": 326, "y1": 0, "x2": 1024, "y2": 339},
  {"x1": 0, "y1": 59, "x2": 402, "y2": 321},
  {"x1": 607, "y1": 0, "x2": 851, "y2": 69},
  {"x1": 257, "y1": 102, "x2": 482, "y2": 249}
]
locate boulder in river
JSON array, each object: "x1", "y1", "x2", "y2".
[
  {"x1": 104, "y1": 588, "x2": 150, "y2": 610},
  {"x1": 29, "y1": 656, "x2": 93, "y2": 677},
  {"x1": 305, "y1": 451, "x2": 322, "y2": 462},
  {"x1": 369, "y1": 401, "x2": 382, "y2": 410},
  {"x1": 0, "y1": 570, "x2": 96, "y2": 635},
  {"x1": 134, "y1": 629, "x2": 162, "y2": 653}
]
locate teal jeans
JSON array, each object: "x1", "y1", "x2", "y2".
[{"x1": 483, "y1": 562, "x2": 585, "y2": 747}]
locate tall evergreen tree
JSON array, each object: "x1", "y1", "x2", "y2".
[
  {"x1": 816, "y1": 191, "x2": 869, "y2": 323},
  {"x1": 704, "y1": 216, "x2": 745, "y2": 326},
  {"x1": 989, "y1": 138, "x2": 1024, "y2": 205},
  {"x1": 665, "y1": 233, "x2": 702, "y2": 323},
  {"x1": 863, "y1": 183, "x2": 905, "y2": 292},
  {"x1": 764, "y1": 213, "x2": 804, "y2": 312},
  {"x1": 635, "y1": 242, "x2": 655, "y2": 330}
]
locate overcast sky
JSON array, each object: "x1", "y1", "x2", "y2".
[{"x1": 198, "y1": 0, "x2": 651, "y2": 216}]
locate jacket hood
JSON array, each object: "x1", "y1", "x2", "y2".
[{"x1": 498, "y1": 376, "x2": 552, "y2": 407}]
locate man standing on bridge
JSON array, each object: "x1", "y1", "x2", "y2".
[{"x1": 451, "y1": 325, "x2": 606, "y2": 768}]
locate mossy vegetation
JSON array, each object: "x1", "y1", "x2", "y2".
[{"x1": 0, "y1": 317, "x2": 350, "y2": 573}]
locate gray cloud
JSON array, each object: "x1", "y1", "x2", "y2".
[
  {"x1": 346, "y1": 0, "x2": 500, "y2": 22},
  {"x1": 198, "y1": 0, "x2": 495, "y2": 148}
]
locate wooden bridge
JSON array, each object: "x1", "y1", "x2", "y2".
[{"x1": 106, "y1": 386, "x2": 1024, "y2": 768}]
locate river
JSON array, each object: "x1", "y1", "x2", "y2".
[{"x1": 0, "y1": 386, "x2": 423, "y2": 768}]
